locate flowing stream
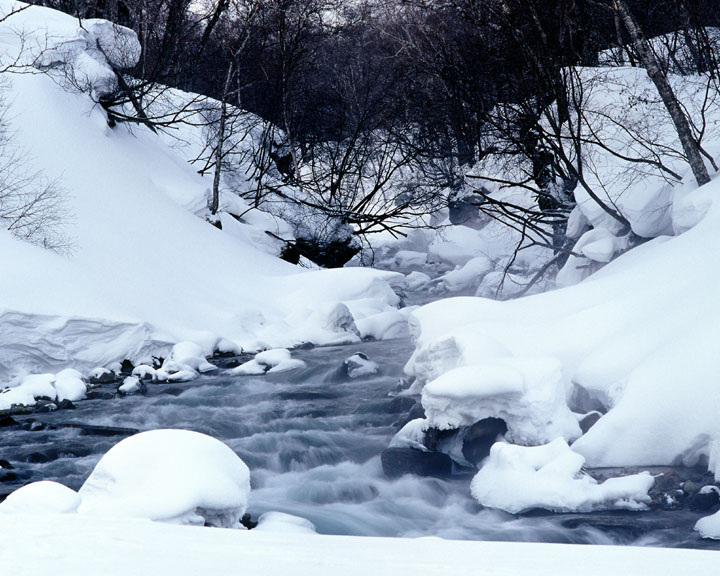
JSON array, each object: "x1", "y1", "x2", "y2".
[{"x1": 1, "y1": 338, "x2": 717, "y2": 549}]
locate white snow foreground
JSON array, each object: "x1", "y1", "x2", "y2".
[
  {"x1": 471, "y1": 439, "x2": 653, "y2": 514},
  {"x1": 0, "y1": 2, "x2": 405, "y2": 385},
  {"x1": 404, "y1": 180, "x2": 720, "y2": 520},
  {"x1": 0, "y1": 513, "x2": 718, "y2": 576}
]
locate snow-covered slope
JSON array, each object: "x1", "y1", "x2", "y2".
[{"x1": 0, "y1": 2, "x2": 402, "y2": 381}]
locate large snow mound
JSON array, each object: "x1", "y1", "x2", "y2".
[
  {"x1": 78, "y1": 429, "x2": 251, "y2": 527},
  {"x1": 405, "y1": 179, "x2": 720, "y2": 477},
  {"x1": 470, "y1": 439, "x2": 653, "y2": 514}
]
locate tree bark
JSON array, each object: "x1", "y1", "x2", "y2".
[{"x1": 614, "y1": 0, "x2": 711, "y2": 186}]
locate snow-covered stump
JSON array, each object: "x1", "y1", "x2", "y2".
[{"x1": 78, "y1": 429, "x2": 251, "y2": 528}]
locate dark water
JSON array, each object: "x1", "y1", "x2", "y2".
[{"x1": 1, "y1": 338, "x2": 717, "y2": 549}]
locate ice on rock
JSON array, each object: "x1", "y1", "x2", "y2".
[
  {"x1": 470, "y1": 439, "x2": 654, "y2": 514},
  {"x1": 78, "y1": 429, "x2": 251, "y2": 527},
  {"x1": 131, "y1": 365, "x2": 157, "y2": 380},
  {"x1": 421, "y1": 358, "x2": 581, "y2": 445},
  {"x1": 0, "y1": 481, "x2": 81, "y2": 515},
  {"x1": 230, "y1": 348, "x2": 306, "y2": 375}
]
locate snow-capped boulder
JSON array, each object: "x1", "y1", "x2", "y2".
[
  {"x1": 230, "y1": 348, "x2": 306, "y2": 375},
  {"x1": 53, "y1": 369, "x2": 86, "y2": 402},
  {"x1": 421, "y1": 358, "x2": 581, "y2": 446},
  {"x1": 78, "y1": 429, "x2": 251, "y2": 527},
  {"x1": 471, "y1": 439, "x2": 654, "y2": 514},
  {"x1": 255, "y1": 511, "x2": 317, "y2": 534}
]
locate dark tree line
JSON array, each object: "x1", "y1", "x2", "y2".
[{"x1": 29, "y1": 0, "x2": 720, "y2": 268}]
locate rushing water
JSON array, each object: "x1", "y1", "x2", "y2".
[{"x1": 1, "y1": 338, "x2": 717, "y2": 549}]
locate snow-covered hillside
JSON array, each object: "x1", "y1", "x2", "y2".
[{"x1": 0, "y1": 1, "x2": 405, "y2": 382}]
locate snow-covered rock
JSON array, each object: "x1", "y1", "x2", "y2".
[
  {"x1": 0, "y1": 481, "x2": 81, "y2": 515},
  {"x1": 230, "y1": 348, "x2": 306, "y2": 375},
  {"x1": 78, "y1": 429, "x2": 251, "y2": 527},
  {"x1": 471, "y1": 439, "x2": 654, "y2": 514},
  {"x1": 421, "y1": 358, "x2": 581, "y2": 445}
]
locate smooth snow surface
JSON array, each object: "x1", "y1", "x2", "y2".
[
  {"x1": 78, "y1": 429, "x2": 251, "y2": 527},
  {"x1": 0, "y1": 513, "x2": 718, "y2": 576}
]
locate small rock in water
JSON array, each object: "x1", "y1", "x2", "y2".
[
  {"x1": 87, "y1": 367, "x2": 117, "y2": 386},
  {"x1": 118, "y1": 376, "x2": 146, "y2": 396},
  {"x1": 335, "y1": 352, "x2": 379, "y2": 380},
  {"x1": 56, "y1": 399, "x2": 75, "y2": 410}
]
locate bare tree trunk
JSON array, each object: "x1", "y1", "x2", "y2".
[
  {"x1": 614, "y1": 0, "x2": 711, "y2": 186},
  {"x1": 210, "y1": 62, "x2": 234, "y2": 216}
]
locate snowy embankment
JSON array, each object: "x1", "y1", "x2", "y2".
[
  {"x1": 2, "y1": 514, "x2": 719, "y2": 576},
  {"x1": 0, "y1": 2, "x2": 404, "y2": 385},
  {"x1": 403, "y1": 180, "x2": 720, "y2": 523}
]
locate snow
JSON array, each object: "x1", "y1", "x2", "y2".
[
  {"x1": 342, "y1": 353, "x2": 379, "y2": 378},
  {"x1": 118, "y1": 375, "x2": 143, "y2": 394},
  {"x1": 421, "y1": 358, "x2": 581, "y2": 445},
  {"x1": 0, "y1": 2, "x2": 406, "y2": 385},
  {"x1": 405, "y1": 177, "x2": 720, "y2": 477},
  {"x1": 0, "y1": 481, "x2": 81, "y2": 515},
  {"x1": 1, "y1": 513, "x2": 718, "y2": 576},
  {"x1": 470, "y1": 439, "x2": 654, "y2": 514},
  {"x1": 255, "y1": 511, "x2": 318, "y2": 534},
  {"x1": 230, "y1": 348, "x2": 306, "y2": 375},
  {"x1": 78, "y1": 429, "x2": 251, "y2": 527}
]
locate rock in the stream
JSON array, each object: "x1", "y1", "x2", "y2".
[
  {"x1": 461, "y1": 417, "x2": 508, "y2": 466},
  {"x1": 381, "y1": 447, "x2": 452, "y2": 479},
  {"x1": 335, "y1": 352, "x2": 379, "y2": 380},
  {"x1": 118, "y1": 376, "x2": 146, "y2": 396}
]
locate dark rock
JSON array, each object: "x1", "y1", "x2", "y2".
[
  {"x1": 162, "y1": 387, "x2": 185, "y2": 397},
  {"x1": 462, "y1": 418, "x2": 508, "y2": 466},
  {"x1": 422, "y1": 427, "x2": 458, "y2": 451},
  {"x1": 18, "y1": 419, "x2": 46, "y2": 431},
  {"x1": 120, "y1": 359, "x2": 135, "y2": 375},
  {"x1": 448, "y1": 193, "x2": 485, "y2": 228},
  {"x1": 292, "y1": 237, "x2": 360, "y2": 269},
  {"x1": 51, "y1": 422, "x2": 139, "y2": 437},
  {"x1": 294, "y1": 342, "x2": 315, "y2": 350},
  {"x1": 689, "y1": 487, "x2": 720, "y2": 511},
  {"x1": 240, "y1": 513, "x2": 258, "y2": 530},
  {"x1": 85, "y1": 391, "x2": 115, "y2": 400},
  {"x1": 87, "y1": 370, "x2": 117, "y2": 385},
  {"x1": 579, "y1": 412, "x2": 601, "y2": 434},
  {"x1": 381, "y1": 447, "x2": 453, "y2": 479},
  {"x1": 0, "y1": 471, "x2": 18, "y2": 483},
  {"x1": 56, "y1": 399, "x2": 76, "y2": 410},
  {"x1": 0, "y1": 415, "x2": 18, "y2": 427},
  {"x1": 0, "y1": 459, "x2": 13, "y2": 469},
  {"x1": 25, "y1": 452, "x2": 51, "y2": 464},
  {"x1": 569, "y1": 383, "x2": 607, "y2": 414},
  {"x1": 34, "y1": 402, "x2": 57, "y2": 413}
]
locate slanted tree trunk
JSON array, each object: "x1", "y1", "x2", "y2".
[{"x1": 614, "y1": 0, "x2": 711, "y2": 187}]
